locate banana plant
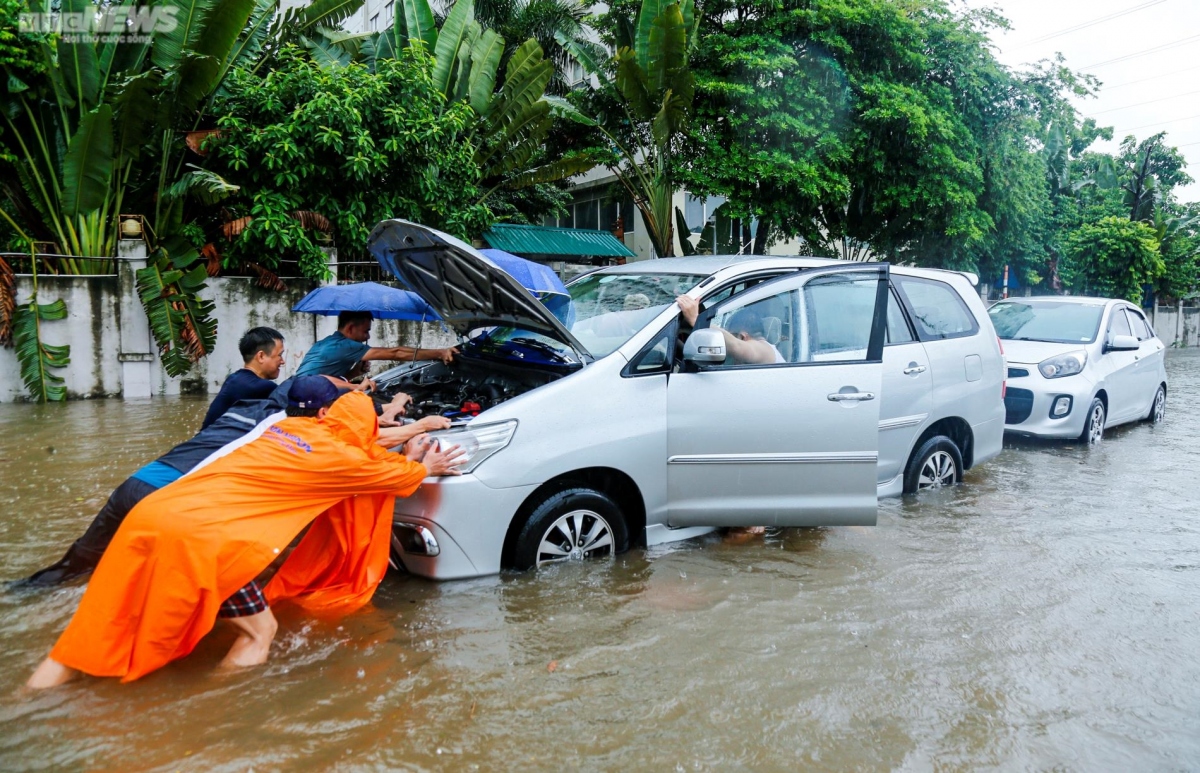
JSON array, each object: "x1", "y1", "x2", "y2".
[
  {"x1": 0, "y1": 0, "x2": 358, "y2": 381},
  {"x1": 553, "y1": 0, "x2": 699, "y2": 257},
  {"x1": 0, "y1": 219, "x2": 70, "y2": 402}
]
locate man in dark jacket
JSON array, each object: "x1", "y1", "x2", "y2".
[
  {"x1": 18, "y1": 383, "x2": 294, "y2": 586},
  {"x1": 201, "y1": 327, "x2": 286, "y2": 429}
]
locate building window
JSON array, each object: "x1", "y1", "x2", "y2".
[
  {"x1": 370, "y1": 13, "x2": 379, "y2": 30},
  {"x1": 384, "y1": 1, "x2": 394, "y2": 24}
]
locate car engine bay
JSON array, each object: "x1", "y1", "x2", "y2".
[{"x1": 373, "y1": 357, "x2": 565, "y2": 420}]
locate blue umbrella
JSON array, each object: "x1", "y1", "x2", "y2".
[
  {"x1": 292, "y1": 282, "x2": 442, "y2": 321},
  {"x1": 479, "y1": 249, "x2": 568, "y2": 299}
]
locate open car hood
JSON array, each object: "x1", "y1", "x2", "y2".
[{"x1": 367, "y1": 220, "x2": 590, "y2": 359}]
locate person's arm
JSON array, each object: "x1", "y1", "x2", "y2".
[
  {"x1": 361, "y1": 346, "x2": 458, "y2": 365},
  {"x1": 718, "y1": 331, "x2": 777, "y2": 365},
  {"x1": 374, "y1": 417, "x2": 452, "y2": 449}
]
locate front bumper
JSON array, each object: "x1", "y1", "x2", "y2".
[
  {"x1": 391, "y1": 475, "x2": 540, "y2": 580},
  {"x1": 1003, "y1": 367, "x2": 1095, "y2": 439}
]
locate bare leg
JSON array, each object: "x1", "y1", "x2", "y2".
[
  {"x1": 218, "y1": 608, "x2": 279, "y2": 669},
  {"x1": 26, "y1": 657, "x2": 79, "y2": 690}
]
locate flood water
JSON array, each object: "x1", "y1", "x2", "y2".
[{"x1": 2, "y1": 352, "x2": 1199, "y2": 771}]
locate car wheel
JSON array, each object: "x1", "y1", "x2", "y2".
[
  {"x1": 1147, "y1": 385, "x2": 1166, "y2": 424},
  {"x1": 1080, "y1": 398, "x2": 1105, "y2": 444},
  {"x1": 903, "y1": 435, "x2": 963, "y2": 494},
  {"x1": 511, "y1": 487, "x2": 629, "y2": 571}
]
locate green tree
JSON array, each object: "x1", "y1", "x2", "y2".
[
  {"x1": 564, "y1": 0, "x2": 700, "y2": 257},
  {"x1": 203, "y1": 46, "x2": 492, "y2": 277},
  {"x1": 1064, "y1": 216, "x2": 1163, "y2": 302}
]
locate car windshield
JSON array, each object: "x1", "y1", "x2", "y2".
[
  {"x1": 989, "y1": 301, "x2": 1105, "y2": 344},
  {"x1": 470, "y1": 272, "x2": 707, "y2": 360}
]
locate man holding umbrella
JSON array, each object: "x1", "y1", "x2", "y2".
[{"x1": 296, "y1": 311, "x2": 457, "y2": 382}]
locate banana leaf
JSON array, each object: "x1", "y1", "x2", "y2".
[
  {"x1": 432, "y1": 0, "x2": 474, "y2": 96},
  {"x1": 62, "y1": 104, "x2": 114, "y2": 221},
  {"x1": 136, "y1": 245, "x2": 217, "y2": 377},
  {"x1": 13, "y1": 297, "x2": 70, "y2": 403}
]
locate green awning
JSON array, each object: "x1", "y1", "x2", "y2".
[{"x1": 483, "y1": 223, "x2": 635, "y2": 259}]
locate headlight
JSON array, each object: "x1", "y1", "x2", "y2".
[
  {"x1": 428, "y1": 419, "x2": 517, "y2": 474},
  {"x1": 1038, "y1": 350, "x2": 1087, "y2": 379}
]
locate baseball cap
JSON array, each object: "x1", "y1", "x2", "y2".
[{"x1": 287, "y1": 375, "x2": 340, "y2": 409}]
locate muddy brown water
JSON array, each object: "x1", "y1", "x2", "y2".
[{"x1": 2, "y1": 352, "x2": 1199, "y2": 771}]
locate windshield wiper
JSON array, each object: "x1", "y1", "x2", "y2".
[{"x1": 510, "y1": 337, "x2": 573, "y2": 364}]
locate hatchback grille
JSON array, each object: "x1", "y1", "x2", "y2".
[
  {"x1": 1008, "y1": 367, "x2": 1029, "y2": 378},
  {"x1": 1005, "y1": 387, "x2": 1034, "y2": 424}
]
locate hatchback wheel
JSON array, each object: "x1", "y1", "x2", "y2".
[
  {"x1": 1080, "y1": 398, "x2": 1105, "y2": 444},
  {"x1": 1147, "y1": 385, "x2": 1166, "y2": 424},
  {"x1": 511, "y1": 487, "x2": 629, "y2": 571},
  {"x1": 903, "y1": 435, "x2": 963, "y2": 494}
]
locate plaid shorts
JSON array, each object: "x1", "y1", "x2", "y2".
[{"x1": 217, "y1": 580, "x2": 268, "y2": 618}]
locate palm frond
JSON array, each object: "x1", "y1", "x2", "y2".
[
  {"x1": 164, "y1": 165, "x2": 241, "y2": 205},
  {"x1": 0, "y1": 255, "x2": 14, "y2": 347},
  {"x1": 13, "y1": 297, "x2": 70, "y2": 402},
  {"x1": 136, "y1": 245, "x2": 217, "y2": 377}
]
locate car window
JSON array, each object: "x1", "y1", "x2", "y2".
[
  {"x1": 1107, "y1": 307, "x2": 1132, "y2": 339},
  {"x1": 893, "y1": 276, "x2": 978, "y2": 340},
  {"x1": 886, "y1": 289, "x2": 916, "y2": 344},
  {"x1": 797, "y1": 273, "x2": 880, "y2": 362},
  {"x1": 1125, "y1": 308, "x2": 1152, "y2": 341},
  {"x1": 710, "y1": 288, "x2": 796, "y2": 366},
  {"x1": 627, "y1": 321, "x2": 675, "y2": 375}
]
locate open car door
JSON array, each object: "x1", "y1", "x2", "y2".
[{"x1": 666, "y1": 264, "x2": 889, "y2": 528}]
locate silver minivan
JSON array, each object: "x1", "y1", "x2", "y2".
[{"x1": 368, "y1": 220, "x2": 1005, "y2": 579}]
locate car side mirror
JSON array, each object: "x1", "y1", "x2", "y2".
[
  {"x1": 683, "y1": 328, "x2": 726, "y2": 364},
  {"x1": 1105, "y1": 334, "x2": 1139, "y2": 352}
]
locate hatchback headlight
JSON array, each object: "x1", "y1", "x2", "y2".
[
  {"x1": 428, "y1": 419, "x2": 517, "y2": 474},
  {"x1": 1038, "y1": 350, "x2": 1087, "y2": 379}
]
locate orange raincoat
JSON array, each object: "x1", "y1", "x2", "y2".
[{"x1": 50, "y1": 392, "x2": 427, "y2": 682}]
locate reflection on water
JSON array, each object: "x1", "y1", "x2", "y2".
[{"x1": 3, "y1": 354, "x2": 1200, "y2": 770}]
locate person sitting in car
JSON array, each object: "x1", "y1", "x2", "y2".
[{"x1": 676, "y1": 295, "x2": 783, "y2": 365}]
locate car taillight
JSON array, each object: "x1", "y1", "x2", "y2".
[{"x1": 998, "y1": 337, "x2": 1006, "y2": 399}]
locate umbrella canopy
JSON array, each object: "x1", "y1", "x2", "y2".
[
  {"x1": 478, "y1": 249, "x2": 569, "y2": 298},
  {"x1": 292, "y1": 282, "x2": 441, "y2": 321}
]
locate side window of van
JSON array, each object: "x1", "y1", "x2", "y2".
[
  {"x1": 1125, "y1": 308, "x2": 1153, "y2": 341},
  {"x1": 893, "y1": 276, "x2": 978, "y2": 340},
  {"x1": 886, "y1": 289, "x2": 916, "y2": 344}
]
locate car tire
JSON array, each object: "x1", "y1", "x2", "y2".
[
  {"x1": 1146, "y1": 384, "x2": 1166, "y2": 424},
  {"x1": 1080, "y1": 397, "x2": 1105, "y2": 444},
  {"x1": 903, "y1": 435, "x2": 963, "y2": 494},
  {"x1": 511, "y1": 487, "x2": 629, "y2": 571}
]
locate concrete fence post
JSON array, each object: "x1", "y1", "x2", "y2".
[
  {"x1": 314, "y1": 246, "x2": 339, "y2": 342},
  {"x1": 116, "y1": 239, "x2": 154, "y2": 399},
  {"x1": 1178, "y1": 299, "x2": 1185, "y2": 347}
]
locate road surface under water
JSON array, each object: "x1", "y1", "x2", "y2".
[{"x1": 1, "y1": 351, "x2": 1198, "y2": 771}]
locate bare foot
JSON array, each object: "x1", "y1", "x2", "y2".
[
  {"x1": 26, "y1": 657, "x2": 79, "y2": 690},
  {"x1": 217, "y1": 609, "x2": 278, "y2": 670}
]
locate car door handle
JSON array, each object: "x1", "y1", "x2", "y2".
[
  {"x1": 828, "y1": 391, "x2": 876, "y2": 402},
  {"x1": 903, "y1": 365, "x2": 927, "y2": 375}
]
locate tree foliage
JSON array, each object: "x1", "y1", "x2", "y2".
[
  {"x1": 1065, "y1": 217, "x2": 1163, "y2": 303},
  {"x1": 204, "y1": 46, "x2": 492, "y2": 278}
]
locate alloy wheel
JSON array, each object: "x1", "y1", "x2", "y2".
[
  {"x1": 535, "y1": 509, "x2": 615, "y2": 567},
  {"x1": 1088, "y1": 403, "x2": 1105, "y2": 444},
  {"x1": 1153, "y1": 388, "x2": 1166, "y2": 423},
  {"x1": 918, "y1": 450, "x2": 957, "y2": 490}
]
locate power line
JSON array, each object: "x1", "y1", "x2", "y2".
[
  {"x1": 1092, "y1": 88, "x2": 1200, "y2": 115},
  {"x1": 1011, "y1": 0, "x2": 1167, "y2": 49},
  {"x1": 1103, "y1": 63, "x2": 1200, "y2": 90},
  {"x1": 1114, "y1": 112, "x2": 1200, "y2": 135},
  {"x1": 1080, "y1": 33, "x2": 1200, "y2": 69}
]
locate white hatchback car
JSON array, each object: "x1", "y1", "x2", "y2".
[
  {"x1": 368, "y1": 220, "x2": 1005, "y2": 578},
  {"x1": 989, "y1": 296, "x2": 1167, "y2": 443}
]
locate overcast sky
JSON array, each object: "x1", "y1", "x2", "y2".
[{"x1": 959, "y1": 0, "x2": 1200, "y2": 203}]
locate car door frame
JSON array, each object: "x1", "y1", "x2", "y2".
[{"x1": 664, "y1": 263, "x2": 890, "y2": 528}]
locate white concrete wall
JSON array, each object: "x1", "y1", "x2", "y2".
[
  {"x1": 1, "y1": 273, "x2": 454, "y2": 402},
  {"x1": 1151, "y1": 303, "x2": 1200, "y2": 348}
]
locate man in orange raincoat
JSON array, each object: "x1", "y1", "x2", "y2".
[{"x1": 28, "y1": 378, "x2": 463, "y2": 688}]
